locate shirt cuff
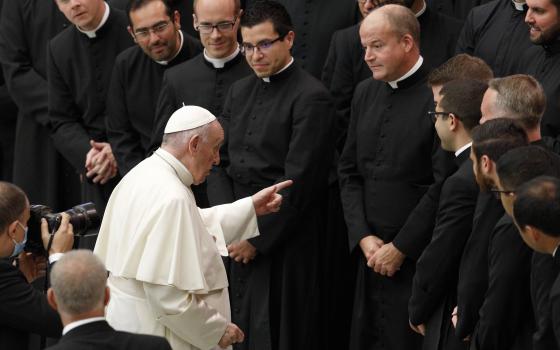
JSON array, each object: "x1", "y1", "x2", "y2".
[{"x1": 49, "y1": 253, "x2": 64, "y2": 264}]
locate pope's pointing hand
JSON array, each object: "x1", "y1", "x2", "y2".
[{"x1": 251, "y1": 180, "x2": 293, "y2": 216}]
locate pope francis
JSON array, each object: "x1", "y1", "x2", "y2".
[{"x1": 94, "y1": 105, "x2": 292, "y2": 350}]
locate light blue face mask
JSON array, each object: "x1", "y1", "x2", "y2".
[{"x1": 10, "y1": 222, "x2": 28, "y2": 258}]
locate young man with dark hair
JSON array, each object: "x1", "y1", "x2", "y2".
[
  {"x1": 210, "y1": 1, "x2": 337, "y2": 349},
  {"x1": 409, "y1": 79, "x2": 486, "y2": 350}
]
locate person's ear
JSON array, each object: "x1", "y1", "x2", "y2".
[
  {"x1": 127, "y1": 25, "x2": 137, "y2": 43},
  {"x1": 285, "y1": 31, "x2": 295, "y2": 49},
  {"x1": 192, "y1": 14, "x2": 198, "y2": 31},
  {"x1": 173, "y1": 10, "x2": 181, "y2": 30},
  {"x1": 188, "y1": 134, "x2": 201, "y2": 154},
  {"x1": 526, "y1": 225, "x2": 541, "y2": 243},
  {"x1": 481, "y1": 155, "x2": 492, "y2": 174},
  {"x1": 400, "y1": 33, "x2": 414, "y2": 52},
  {"x1": 6, "y1": 221, "x2": 19, "y2": 240},
  {"x1": 47, "y1": 288, "x2": 59, "y2": 311}
]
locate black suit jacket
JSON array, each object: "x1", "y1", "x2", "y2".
[
  {"x1": 0, "y1": 259, "x2": 62, "y2": 349},
  {"x1": 45, "y1": 320, "x2": 171, "y2": 350}
]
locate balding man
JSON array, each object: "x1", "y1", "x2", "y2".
[
  {"x1": 339, "y1": 5, "x2": 451, "y2": 349},
  {"x1": 95, "y1": 105, "x2": 291, "y2": 350},
  {"x1": 46, "y1": 250, "x2": 171, "y2": 350}
]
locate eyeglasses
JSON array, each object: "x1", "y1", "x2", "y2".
[
  {"x1": 490, "y1": 188, "x2": 516, "y2": 199},
  {"x1": 195, "y1": 17, "x2": 237, "y2": 34},
  {"x1": 427, "y1": 111, "x2": 451, "y2": 123},
  {"x1": 241, "y1": 36, "x2": 285, "y2": 56},
  {"x1": 134, "y1": 20, "x2": 171, "y2": 40}
]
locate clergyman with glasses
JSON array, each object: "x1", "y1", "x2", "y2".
[
  {"x1": 152, "y1": 0, "x2": 252, "y2": 207},
  {"x1": 210, "y1": 1, "x2": 336, "y2": 349},
  {"x1": 106, "y1": 0, "x2": 201, "y2": 178}
]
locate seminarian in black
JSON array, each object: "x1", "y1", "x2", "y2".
[
  {"x1": 107, "y1": 0, "x2": 201, "y2": 176},
  {"x1": 339, "y1": 6, "x2": 450, "y2": 350},
  {"x1": 408, "y1": 80, "x2": 486, "y2": 350},
  {"x1": 322, "y1": 0, "x2": 463, "y2": 150},
  {"x1": 244, "y1": 0, "x2": 359, "y2": 79},
  {"x1": 426, "y1": 0, "x2": 491, "y2": 19},
  {"x1": 208, "y1": 2, "x2": 336, "y2": 349},
  {"x1": 0, "y1": 0, "x2": 81, "y2": 211},
  {"x1": 47, "y1": 0, "x2": 134, "y2": 215},
  {"x1": 456, "y1": 0, "x2": 532, "y2": 77}
]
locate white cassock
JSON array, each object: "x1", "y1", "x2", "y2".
[{"x1": 94, "y1": 148, "x2": 259, "y2": 350}]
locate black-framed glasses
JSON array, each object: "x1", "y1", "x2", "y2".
[
  {"x1": 195, "y1": 17, "x2": 237, "y2": 34},
  {"x1": 427, "y1": 111, "x2": 450, "y2": 123},
  {"x1": 490, "y1": 188, "x2": 516, "y2": 199},
  {"x1": 134, "y1": 20, "x2": 171, "y2": 40},
  {"x1": 241, "y1": 36, "x2": 285, "y2": 56}
]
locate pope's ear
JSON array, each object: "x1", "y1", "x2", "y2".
[{"x1": 188, "y1": 134, "x2": 201, "y2": 154}]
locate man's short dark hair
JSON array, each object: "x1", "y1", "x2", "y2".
[
  {"x1": 514, "y1": 176, "x2": 560, "y2": 237},
  {"x1": 428, "y1": 54, "x2": 494, "y2": 87},
  {"x1": 0, "y1": 182, "x2": 27, "y2": 232},
  {"x1": 240, "y1": 0, "x2": 293, "y2": 37},
  {"x1": 439, "y1": 79, "x2": 488, "y2": 132},
  {"x1": 496, "y1": 146, "x2": 560, "y2": 190},
  {"x1": 127, "y1": 0, "x2": 173, "y2": 28},
  {"x1": 471, "y1": 118, "x2": 528, "y2": 162}
]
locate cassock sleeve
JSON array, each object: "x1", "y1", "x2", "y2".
[
  {"x1": 199, "y1": 197, "x2": 259, "y2": 254},
  {"x1": 46, "y1": 41, "x2": 91, "y2": 171},
  {"x1": 455, "y1": 8, "x2": 477, "y2": 54},
  {"x1": 143, "y1": 283, "x2": 227, "y2": 350},
  {"x1": 0, "y1": 0, "x2": 49, "y2": 126},
  {"x1": 247, "y1": 90, "x2": 336, "y2": 254},
  {"x1": 106, "y1": 59, "x2": 145, "y2": 176},
  {"x1": 207, "y1": 86, "x2": 236, "y2": 205},
  {"x1": 473, "y1": 222, "x2": 532, "y2": 349},
  {"x1": 551, "y1": 277, "x2": 560, "y2": 347},
  {"x1": 151, "y1": 72, "x2": 176, "y2": 153},
  {"x1": 0, "y1": 262, "x2": 62, "y2": 337},
  {"x1": 408, "y1": 172, "x2": 476, "y2": 325},
  {"x1": 392, "y1": 138, "x2": 456, "y2": 260},
  {"x1": 338, "y1": 89, "x2": 373, "y2": 251}
]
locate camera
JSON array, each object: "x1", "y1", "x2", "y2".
[{"x1": 25, "y1": 203, "x2": 101, "y2": 255}]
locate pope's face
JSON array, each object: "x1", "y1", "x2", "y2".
[
  {"x1": 192, "y1": 122, "x2": 224, "y2": 185},
  {"x1": 129, "y1": 1, "x2": 181, "y2": 62},
  {"x1": 193, "y1": 0, "x2": 240, "y2": 59},
  {"x1": 55, "y1": 0, "x2": 105, "y2": 31},
  {"x1": 526, "y1": 0, "x2": 560, "y2": 44}
]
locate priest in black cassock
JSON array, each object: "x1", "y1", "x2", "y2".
[
  {"x1": 339, "y1": 5, "x2": 451, "y2": 350},
  {"x1": 426, "y1": 0, "x2": 491, "y2": 19},
  {"x1": 107, "y1": 0, "x2": 201, "y2": 177},
  {"x1": 152, "y1": 0, "x2": 251, "y2": 208},
  {"x1": 244, "y1": 0, "x2": 359, "y2": 79},
  {"x1": 47, "y1": 0, "x2": 134, "y2": 215},
  {"x1": 208, "y1": 2, "x2": 336, "y2": 349},
  {"x1": 0, "y1": 0, "x2": 81, "y2": 210},
  {"x1": 0, "y1": 0, "x2": 15, "y2": 182},
  {"x1": 456, "y1": 0, "x2": 532, "y2": 77},
  {"x1": 408, "y1": 79, "x2": 485, "y2": 350}
]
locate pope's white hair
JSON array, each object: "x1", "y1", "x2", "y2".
[{"x1": 161, "y1": 122, "x2": 213, "y2": 149}]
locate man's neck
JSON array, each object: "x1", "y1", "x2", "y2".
[
  {"x1": 61, "y1": 310, "x2": 104, "y2": 327},
  {"x1": 452, "y1": 134, "x2": 472, "y2": 154}
]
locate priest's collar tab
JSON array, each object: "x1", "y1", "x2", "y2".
[
  {"x1": 77, "y1": 1, "x2": 110, "y2": 39},
  {"x1": 387, "y1": 56, "x2": 424, "y2": 89},
  {"x1": 154, "y1": 148, "x2": 194, "y2": 187},
  {"x1": 204, "y1": 45, "x2": 241, "y2": 69},
  {"x1": 261, "y1": 57, "x2": 295, "y2": 83},
  {"x1": 511, "y1": 0, "x2": 527, "y2": 11}
]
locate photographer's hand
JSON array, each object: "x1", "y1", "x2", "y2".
[{"x1": 41, "y1": 213, "x2": 74, "y2": 256}]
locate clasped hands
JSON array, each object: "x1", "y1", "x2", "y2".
[
  {"x1": 218, "y1": 323, "x2": 244, "y2": 348},
  {"x1": 359, "y1": 235, "x2": 405, "y2": 277},
  {"x1": 85, "y1": 140, "x2": 118, "y2": 184}
]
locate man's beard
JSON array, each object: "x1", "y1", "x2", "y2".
[
  {"x1": 474, "y1": 164, "x2": 494, "y2": 193},
  {"x1": 531, "y1": 21, "x2": 560, "y2": 45}
]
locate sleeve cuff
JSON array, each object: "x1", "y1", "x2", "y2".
[{"x1": 49, "y1": 253, "x2": 64, "y2": 264}]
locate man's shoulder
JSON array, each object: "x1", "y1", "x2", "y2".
[
  {"x1": 114, "y1": 45, "x2": 147, "y2": 67},
  {"x1": 50, "y1": 26, "x2": 77, "y2": 52},
  {"x1": 113, "y1": 330, "x2": 172, "y2": 349},
  {"x1": 165, "y1": 53, "x2": 206, "y2": 78}
]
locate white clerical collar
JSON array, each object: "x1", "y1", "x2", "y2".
[
  {"x1": 262, "y1": 57, "x2": 294, "y2": 83},
  {"x1": 156, "y1": 31, "x2": 184, "y2": 66},
  {"x1": 415, "y1": 1, "x2": 427, "y2": 17},
  {"x1": 77, "y1": 2, "x2": 109, "y2": 39},
  {"x1": 155, "y1": 148, "x2": 194, "y2": 187},
  {"x1": 63, "y1": 317, "x2": 106, "y2": 335},
  {"x1": 388, "y1": 56, "x2": 423, "y2": 89},
  {"x1": 204, "y1": 45, "x2": 240, "y2": 69},
  {"x1": 512, "y1": 0, "x2": 526, "y2": 11},
  {"x1": 554, "y1": 245, "x2": 559, "y2": 257},
  {"x1": 455, "y1": 142, "x2": 472, "y2": 157}
]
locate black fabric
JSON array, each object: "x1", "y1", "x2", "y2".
[
  {"x1": 455, "y1": 192, "x2": 504, "y2": 339},
  {"x1": 47, "y1": 7, "x2": 134, "y2": 215},
  {"x1": 471, "y1": 215, "x2": 534, "y2": 350},
  {"x1": 456, "y1": 0, "x2": 532, "y2": 77},
  {"x1": 0, "y1": 0, "x2": 81, "y2": 211},
  {"x1": 339, "y1": 63, "x2": 447, "y2": 350},
  {"x1": 409, "y1": 150, "x2": 478, "y2": 350},
  {"x1": 106, "y1": 31, "x2": 202, "y2": 176},
  {"x1": 209, "y1": 62, "x2": 336, "y2": 350},
  {"x1": 0, "y1": 259, "x2": 62, "y2": 349},
  {"x1": 244, "y1": 0, "x2": 360, "y2": 79},
  {"x1": 531, "y1": 252, "x2": 560, "y2": 350},
  {"x1": 552, "y1": 253, "x2": 560, "y2": 348},
  {"x1": 426, "y1": 0, "x2": 492, "y2": 20},
  {"x1": 45, "y1": 320, "x2": 171, "y2": 350}
]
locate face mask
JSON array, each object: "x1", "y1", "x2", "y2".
[{"x1": 10, "y1": 222, "x2": 28, "y2": 258}]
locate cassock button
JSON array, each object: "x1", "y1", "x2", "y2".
[
  {"x1": 247, "y1": 131, "x2": 252, "y2": 136},
  {"x1": 303, "y1": 33, "x2": 308, "y2": 37},
  {"x1": 252, "y1": 115, "x2": 256, "y2": 120},
  {"x1": 240, "y1": 159, "x2": 245, "y2": 163},
  {"x1": 386, "y1": 105, "x2": 392, "y2": 110},
  {"x1": 381, "y1": 134, "x2": 386, "y2": 138},
  {"x1": 236, "y1": 293, "x2": 242, "y2": 298},
  {"x1": 217, "y1": 78, "x2": 224, "y2": 84},
  {"x1": 236, "y1": 174, "x2": 241, "y2": 179},
  {"x1": 245, "y1": 146, "x2": 250, "y2": 151},
  {"x1": 234, "y1": 308, "x2": 240, "y2": 313}
]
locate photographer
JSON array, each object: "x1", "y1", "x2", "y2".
[{"x1": 0, "y1": 181, "x2": 74, "y2": 349}]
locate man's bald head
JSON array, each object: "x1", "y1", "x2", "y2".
[{"x1": 363, "y1": 4, "x2": 420, "y2": 46}]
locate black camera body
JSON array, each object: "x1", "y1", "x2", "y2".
[{"x1": 26, "y1": 202, "x2": 100, "y2": 255}]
